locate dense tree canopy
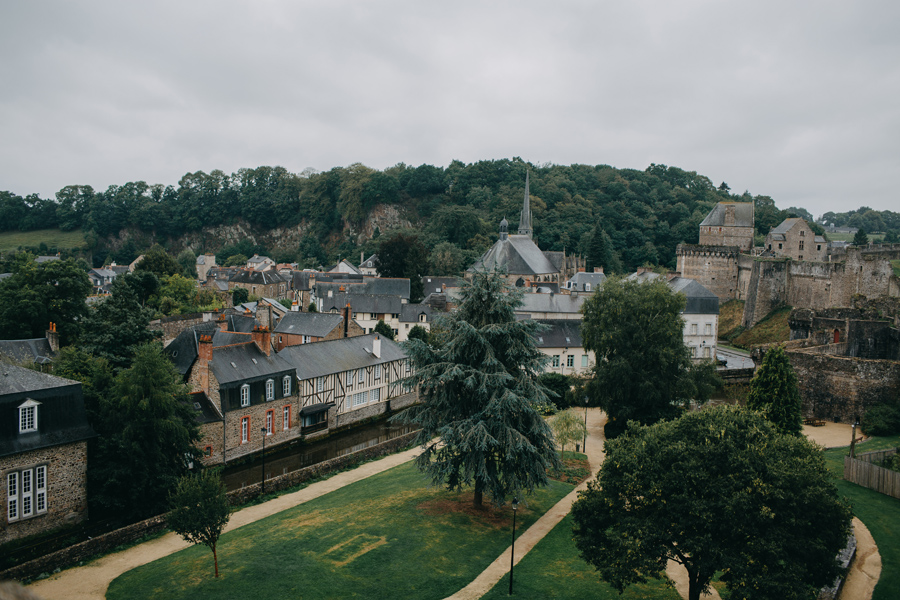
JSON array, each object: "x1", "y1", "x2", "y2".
[
  {"x1": 376, "y1": 232, "x2": 427, "y2": 302},
  {"x1": 396, "y1": 270, "x2": 561, "y2": 507},
  {"x1": 572, "y1": 405, "x2": 851, "y2": 600},
  {"x1": 581, "y1": 276, "x2": 692, "y2": 437}
]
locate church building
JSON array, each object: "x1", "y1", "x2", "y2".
[{"x1": 467, "y1": 172, "x2": 579, "y2": 287}]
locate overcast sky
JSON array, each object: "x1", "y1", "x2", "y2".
[{"x1": 2, "y1": 1, "x2": 898, "y2": 218}]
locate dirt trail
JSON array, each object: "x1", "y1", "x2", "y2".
[{"x1": 26, "y1": 446, "x2": 421, "y2": 600}]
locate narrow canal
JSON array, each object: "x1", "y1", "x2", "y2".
[{"x1": 222, "y1": 415, "x2": 419, "y2": 492}]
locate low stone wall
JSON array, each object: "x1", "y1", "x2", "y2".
[{"x1": 1, "y1": 430, "x2": 419, "y2": 584}]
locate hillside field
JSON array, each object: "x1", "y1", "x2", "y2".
[{"x1": 0, "y1": 228, "x2": 87, "y2": 253}]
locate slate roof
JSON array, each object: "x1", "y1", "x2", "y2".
[
  {"x1": 209, "y1": 344, "x2": 294, "y2": 387},
  {"x1": 565, "y1": 271, "x2": 606, "y2": 292},
  {"x1": 273, "y1": 312, "x2": 344, "y2": 337},
  {"x1": 165, "y1": 322, "x2": 256, "y2": 376},
  {"x1": 516, "y1": 294, "x2": 586, "y2": 315},
  {"x1": 769, "y1": 218, "x2": 804, "y2": 235},
  {"x1": 421, "y1": 276, "x2": 464, "y2": 295},
  {"x1": 533, "y1": 320, "x2": 583, "y2": 348},
  {"x1": 35, "y1": 256, "x2": 60, "y2": 263},
  {"x1": 0, "y1": 338, "x2": 55, "y2": 365},
  {"x1": 0, "y1": 365, "x2": 95, "y2": 457},
  {"x1": 229, "y1": 270, "x2": 287, "y2": 285},
  {"x1": 316, "y1": 277, "x2": 411, "y2": 300},
  {"x1": 400, "y1": 303, "x2": 431, "y2": 323},
  {"x1": 469, "y1": 235, "x2": 559, "y2": 276},
  {"x1": 262, "y1": 298, "x2": 289, "y2": 313},
  {"x1": 359, "y1": 254, "x2": 378, "y2": 268},
  {"x1": 667, "y1": 277, "x2": 720, "y2": 315},
  {"x1": 188, "y1": 391, "x2": 222, "y2": 424},
  {"x1": 327, "y1": 260, "x2": 361, "y2": 275},
  {"x1": 543, "y1": 251, "x2": 566, "y2": 272},
  {"x1": 699, "y1": 202, "x2": 754, "y2": 227},
  {"x1": 292, "y1": 271, "x2": 313, "y2": 291},
  {"x1": 321, "y1": 293, "x2": 402, "y2": 314},
  {"x1": 247, "y1": 254, "x2": 272, "y2": 265},
  {"x1": 279, "y1": 334, "x2": 406, "y2": 380}
]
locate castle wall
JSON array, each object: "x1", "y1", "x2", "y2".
[
  {"x1": 699, "y1": 225, "x2": 754, "y2": 251},
  {"x1": 675, "y1": 244, "x2": 741, "y2": 301},
  {"x1": 741, "y1": 258, "x2": 790, "y2": 328}
]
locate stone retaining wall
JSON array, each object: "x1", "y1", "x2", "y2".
[{"x1": 1, "y1": 430, "x2": 419, "y2": 584}]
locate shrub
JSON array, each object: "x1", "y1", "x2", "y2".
[{"x1": 861, "y1": 402, "x2": 900, "y2": 436}]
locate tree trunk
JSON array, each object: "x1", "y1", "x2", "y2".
[
  {"x1": 213, "y1": 543, "x2": 219, "y2": 578},
  {"x1": 473, "y1": 481, "x2": 484, "y2": 509},
  {"x1": 688, "y1": 571, "x2": 702, "y2": 600}
]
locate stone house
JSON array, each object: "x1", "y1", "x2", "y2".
[
  {"x1": 228, "y1": 269, "x2": 289, "y2": 300},
  {"x1": 246, "y1": 255, "x2": 275, "y2": 271},
  {"x1": 195, "y1": 254, "x2": 217, "y2": 281},
  {"x1": 563, "y1": 269, "x2": 606, "y2": 293},
  {"x1": 765, "y1": 218, "x2": 826, "y2": 262},
  {"x1": 359, "y1": 254, "x2": 378, "y2": 276},
  {"x1": 534, "y1": 320, "x2": 594, "y2": 376},
  {"x1": 273, "y1": 309, "x2": 364, "y2": 352},
  {"x1": 398, "y1": 304, "x2": 432, "y2": 342},
  {"x1": 698, "y1": 201, "x2": 755, "y2": 251},
  {"x1": 1, "y1": 366, "x2": 95, "y2": 544},
  {"x1": 279, "y1": 334, "x2": 416, "y2": 437},
  {"x1": 515, "y1": 293, "x2": 587, "y2": 320}
]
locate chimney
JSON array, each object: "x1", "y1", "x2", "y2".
[
  {"x1": 594, "y1": 266, "x2": 604, "y2": 274},
  {"x1": 343, "y1": 302, "x2": 351, "y2": 337},
  {"x1": 252, "y1": 325, "x2": 272, "y2": 356},
  {"x1": 46, "y1": 322, "x2": 59, "y2": 353},
  {"x1": 361, "y1": 251, "x2": 364, "y2": 265},
  {"x1": 578, "y1": 267, "x2": 585, "y2": 272},
  {"x1": 217, "y1": 312, "x2": 228, "y2": 332},
  {"x1": 725, "y1": 204, "x2": 736, "y2": 227},
  {"x1": 198, "y1": 334, "x2": 213, "y2": 392},
  {"x1": 373, "y1": 334, "x2": 381, "y2": 359}
]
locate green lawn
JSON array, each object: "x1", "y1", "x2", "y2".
[
  {"x1": 824, "y1": 435, "x2": 900, "y2": 600},
  {"x1": 0, "y1": 228, "x2": 87, "y2": 252},
  {"x1": 481, "y1": 513, "x2": 680, "y2": 599},
  {"x1": 107, "y1": 462, "x2": 575, "y2": 600}
]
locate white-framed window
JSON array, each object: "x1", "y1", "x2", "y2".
[
  {"x1": 346, "y1": 370, "x2": 354, "y2": 386},
  {"x1": 581, "y1": 355, "x2": 589, "y2": 367},
  {"x1": 9, "y1": 466, "x2": 48, "y2": 522},
  {"x1": 690, "y1": 323, "x2": 698, "y2": 335},
  {"x1": 374, "y1": 364, "x2": 381, "y2": 379},
  {"x1": 552, "y1": 355, "x2": 560, "y2": 368},
  {"x1": 354, "y1": 391, "x2": 367, "y2": 407},
  {"x1": 704, "y1": 323, "x2": 712, "y2": 336},
  {"x1": 373, "y1": 388, "x2": 380, "y2": 403},
  {"x1": 317, "y1": 376, "x2": 325, "y2": 392},
  {"x1": 703, "y1": 346, "x2": 711, "y2": 358},
  {"x1": 283, "y1": 405, "x2": 291, "y2": 430},
  {"x1": 265, "y1": 410, "x2": 273, "y2": 435},
  {"x1": 567, "y1": 355, "x2": 574, "y2": 368},
  {"x1": 302, "y1": 335, "x2": 310, "y2": 344},
  {"x1": 240, "y1": 384, "x2": 250, "y2": 407},
  {"x1": 18, "y1": 399, "x2": 40, "y2": 433},
  {"x1": 283, "y1": 375, "x2": 291, "y2": 396},
  {"x1": 266, "y1": 379, "x2": 275, "y2": 401},
  {"x1": 405, "y1": 360, "x2": 411, "y2": 374},
  {"x1": 241, "y1": 417, "x2": 249, "y2": 443},
  {"x1": 358, "y1": 369, "x2": 364, "y2": 383},
  {"x1": 690, "y1": 346, "x2": 698, "y2": 358},
  {"x1": 585, "y1": 283, "x2": 591, "y2": 291}
]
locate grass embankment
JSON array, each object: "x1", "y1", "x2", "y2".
[
  {"x1": 718, "y1": 299, "x2": 745, "y2": 339},
  {"x1": 721, "y1": 304, "x2": 792, "y2": 349},
  {"x1": 824, "y1": 435, "x2": 900, "y2": 600},
  {"x1": 107, "y1": 461, "x2": 576, "y2": 600},
  {"x1": 0, "y1": 228, "x2": 87, "y2": 253}
]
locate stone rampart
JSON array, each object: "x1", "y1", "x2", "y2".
[{"x1": 675, "y1": 244, "x2": 741, "y2": 301}]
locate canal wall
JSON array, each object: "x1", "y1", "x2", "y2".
[{"x1": 1, "y1": 431, "x2": 419, "y2": 584}]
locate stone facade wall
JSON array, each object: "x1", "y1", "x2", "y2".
[
  {"x1": 0, "y1": 442, "x2": 88, "y2": 545},
  {"x1": 150, "y1": 312, "x2": 207, "y2": 345},
  {"x1": 787, "y1": 348, "x2": 900, "y2": 422},
  {"x1": 699, "y1": 225, "x2": 754, "y2": 251},
  {"x1": 218, "y1": 395, "x2": 301, "y2": 465},
  {"x1": 675, "y1": 244, "x2": 742, "y2": 301}
]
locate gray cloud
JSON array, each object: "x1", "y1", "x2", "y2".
[{"x1": 1, "y1": 0, "x2": 898, "y2": 218}]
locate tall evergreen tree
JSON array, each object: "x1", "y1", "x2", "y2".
[
  {"x1": 853, "y1": 228, "x2": 869, "y2": 246},
  {"x1": 397, "y1": 270, "x2": 561, "y2": 507},
  {"x1": 747, "y1": 345, "x2": 803, "y2": 436}
]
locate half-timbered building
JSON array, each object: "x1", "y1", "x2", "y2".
[{"x1": 279, "y1": 334, "x2": 416, "y2": 437}]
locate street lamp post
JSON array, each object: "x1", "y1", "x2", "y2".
[
  {"x1": 260, "y1": 427, "x2": 267, "y2": 495},
  {"x1": 509, "y1": 497, "x2": 518, "y2": 595},
  {"x1": 583, "y1": 396, "x2": 588, "y2": 452}
]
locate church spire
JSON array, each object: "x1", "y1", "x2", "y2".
[{"x1": 518, "y1": 170, "x2": 533, "y2": 238}]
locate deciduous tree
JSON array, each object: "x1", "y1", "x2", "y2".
[
  {"x1": 396, "y1": 270, "x2": 560, "y2": 507},
  {"x1": 549, "y1": 409, "x2": 585, "y2": 454},
  {"x1": 747, "y1": 344, "x2": 802, "y2": 436},
  {"x1": 580, "y1": 276, "x2": 692, "y2": 437},
  {"x1": 571, "y1": 405, "x2": 851, "y2": 600},
  {"x1": 168, "y1": 469, "x2": 231, "y2": 578},
  {"x1": 374, "y1": 319, "x2": 394, "y2": 340}
]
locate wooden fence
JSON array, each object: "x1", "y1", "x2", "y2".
[{"x1": 843, "y1": 448, "x2": 900, "y2": 499}]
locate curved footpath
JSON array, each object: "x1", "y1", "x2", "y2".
[{"x1": 24, "y1": 414, "x2": 881, "y2": 600}]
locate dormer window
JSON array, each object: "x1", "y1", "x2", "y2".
[
  {"x1": 18, "y1": 399, "x2": 40, "y2": 433},
  {"x1": 266, "y1": 379, "x2": 275, "y2": 401},
  {"x1": 283, "y1": 375, "x2": 291, "y2": 396},
  {"x1": 240, "y1": 384, "x2": 250, "y2": 407}
]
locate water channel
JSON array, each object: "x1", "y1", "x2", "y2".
[{"x1": 222, "y1": 415, "x2": 419, "y2": 492}]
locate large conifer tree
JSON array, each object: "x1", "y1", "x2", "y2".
[
  {"x1": 397, "y1": 270, "x2": 561, "y2": 507},
  {"x1": 747, "y1": 344, "x2": 803, "y2": 436}
]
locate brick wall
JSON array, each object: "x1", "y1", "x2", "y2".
[{"x1": 1, "y1": 442, "x2": 88, "y2": 545}]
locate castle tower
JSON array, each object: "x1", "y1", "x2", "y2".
[{"x1": 518, "y1": 170, "x2": 533, "y2": 239}]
